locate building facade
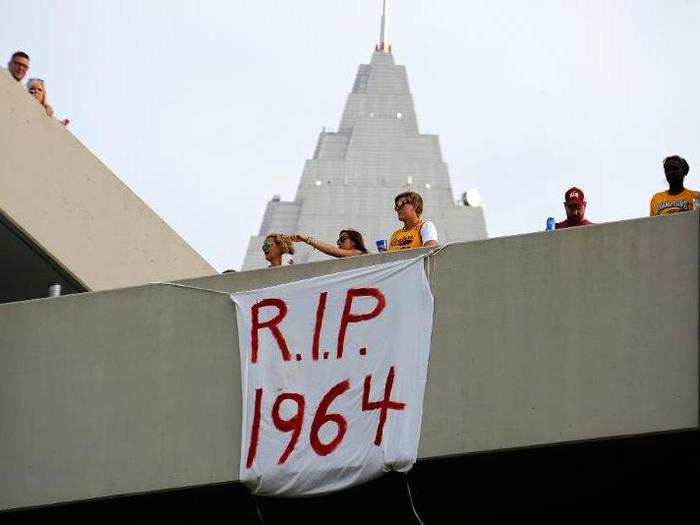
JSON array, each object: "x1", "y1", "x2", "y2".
[
  {"x1": 0, "y1": 69, "x2": 215, "y2": 303},
  {"x1": 242, "y1": 47, "x2": 487, "y2": 269}
]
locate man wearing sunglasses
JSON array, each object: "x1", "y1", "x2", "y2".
[
  {"x1": 388, "y1": 191, "x2": 438, "y2": 251},
  {"x1": 7, "y1": 51, "x2": 30, "y2": 82}
]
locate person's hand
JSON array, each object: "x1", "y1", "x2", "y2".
[
  {"x1": 45, "y1": 104, "x2": 54, "y2": 117},
  {"x1": 290, "y1": 233, "x2": 310, "y2": 243}
]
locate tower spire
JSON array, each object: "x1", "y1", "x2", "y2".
[{"x1": 376, "y1": 0, "x2": 391, "y2": 52}]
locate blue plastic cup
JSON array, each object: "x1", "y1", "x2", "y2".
[
  {"x1": 546, "y1": 217, "x2": 556, "y2": 231},
  {"x1": 376, "y1": 239, "x2": 388, "y2": 252}
]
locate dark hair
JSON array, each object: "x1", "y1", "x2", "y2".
[
  {"x1": 11, "y1": 51, "x2": 29, "y2": 61},
  {"x1": 340, "y1": 229, "x2": 368, "y2": 254},
  {"x1": 394, "y1": 191, "x2": 424, "y2": 216},
  {"x1": 663, "y1": 155, "x2": 689, "y2": 177}
]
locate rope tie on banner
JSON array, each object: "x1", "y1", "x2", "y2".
[
  {"x1": 404, "y1": 473, "x2": 427, "y2": 525},
  {"x1": 146, "y1": 281, "x2": 232, "y2": 295},
  {"x1": 252, "y1": 494, "x2": 267, "y2": 525},
  {"x1": 247, "y1": 476, "x2": 424, "y2": 524},
  {"x1": 421, "y1": 244, "x2": 447, "y2": 290}
]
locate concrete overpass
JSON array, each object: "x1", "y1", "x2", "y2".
[
  {"x1": 0, "y1": 68, "x2": 215, "y2": 304},
  {"x1": 0, "y1": 211, "x2": 697, "y2": 522}
]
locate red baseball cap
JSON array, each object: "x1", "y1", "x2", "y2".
[{"x1": 565, "y1": 187, "x2": 586, "y2": 208}]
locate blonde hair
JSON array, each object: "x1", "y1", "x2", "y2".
[
  {"x1": 265, "y1": 233, "x2": 295, "y2": 255},
  {"x1": 27, "y1": 78, "x2": 54, "y2": 117},
  {"x1": 27, "y1": 78, "x2": 46, "y2": 103}
]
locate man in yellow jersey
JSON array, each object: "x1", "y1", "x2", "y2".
[
  {"x1": 650, "y1": 155, "x2": 699, "y2": 216},
  {"x1": 388, "y1": 191, "x2": 439, "y2": 251}
]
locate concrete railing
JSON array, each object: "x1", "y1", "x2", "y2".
[
  {"x1": 0, "y1": 69, "x2": 215, "y2": 291},
  {"x1": 0, "y1": 212, "x2": 697, "y2": 510}
]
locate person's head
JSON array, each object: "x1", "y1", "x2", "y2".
[
  {"x1": 262, "y1": 233, "x2": 294, "y2": 266},
  {"x1": 394, "y1": 191, "x2": 423, "y2": 224},
  {"x1": 8, "y1": 51, "x2": 30, "y2": 82},
  {"x1": 663, "y1": 155, "x2": 689, "y2": 189},
  {"x1": 337, "y1": 229, "x2": 368, "y2": 254},
  {"x1": 27, "y1": 78, "x2": 46, "y2": 104},
  {"x1": 563, "y1": 187, "x2": 587, "y2": 224}
]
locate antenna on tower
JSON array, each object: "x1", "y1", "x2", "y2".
[{"x1": 376, "y1": 0, "x2": 391, "y2": 52}]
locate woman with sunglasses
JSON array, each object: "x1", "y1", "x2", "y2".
[
  {"x1": 261, "y1": 233, "x2": 295, "y2": 267},
  {"x1": 291, "y1": 229, "x2": 368, "y2": 258}
]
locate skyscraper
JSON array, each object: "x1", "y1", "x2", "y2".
[{"x1": 242, "y1": 1, "x2": 486, "y2": 269}]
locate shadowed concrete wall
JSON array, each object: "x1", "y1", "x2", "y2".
[
  {"x1": 0, "y1": 212, "x2": 697, "y2": 511},
  {"x1": 0, "y1": 69, "x2": 215, "y2": 291}
]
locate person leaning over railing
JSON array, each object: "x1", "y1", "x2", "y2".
[
  {"x1": 262, "y1": 233, "x2": 295, "y2": 267},
  {"x1": 291, "y1": 229, "x2": 369, "y2": 258},
  {"x1": 26, "y1": 78, "x2": 54, "y2": 117},
  {"x1": 27, "y1": 78, "x2": 69, "y2": 126},
  {"x1": 555, "y1": 187, "x2": 594, "y2": 229},
  {"x1": 650, "y1": 155, "x2": 699, "y2": 216},
  {"x1": 388, "y1": 191, "x2": 438, "y2": 251},
  {"x1": 6, "y1": 50, "x2": 30, "y2": 82}
]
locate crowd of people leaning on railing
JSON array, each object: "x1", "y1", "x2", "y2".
[
  {"x1": 261, "y1": 190, "x2": 438, "y2": 267},
  {"x1": 261, "y1": 155, "x2": 698, "y2": 267},
  {"x1": 5, "y1": 51, "x2": 696, "y2": 271},
  {"x1": 5, "y1": 50, "x2": 69, "y2": 126}
]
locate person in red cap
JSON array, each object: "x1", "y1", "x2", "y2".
[{"x1": 555, "y1": 187, "x2": 594, "y2": 229}]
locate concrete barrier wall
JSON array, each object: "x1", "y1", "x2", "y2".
[
  {"x1": 0, "y1": 212, "x2": 697, "y2": 510},
  {"x1": 0, "y1": 70, "x2": 215, "y2": 290}
]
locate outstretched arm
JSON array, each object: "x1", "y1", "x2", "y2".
[{"x1": 291, "y1": 234, "x2": 362, "y2": 258}]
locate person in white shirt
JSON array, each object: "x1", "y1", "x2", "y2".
[{"x1": 387, "y1": 191, "x2": 439, "y2": 251}]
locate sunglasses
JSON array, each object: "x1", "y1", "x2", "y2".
[
  {"x1": 394, "y1": 200, "x2": 410, "y2": 211},
  {"x1": 262, "y1": 240, "x2": 274, "y2": 253},
  {"x1": 337, "y1": 235, "x2": 350, "y2": 244}
]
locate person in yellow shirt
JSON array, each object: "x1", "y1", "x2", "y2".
[
  {"x1": 650, "y1": 155, "x2": 699, "y2": 216},
  {"x1": 388, "y1": 191, "x2": 439, "y2": 251}
]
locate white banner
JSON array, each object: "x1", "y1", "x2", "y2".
[{"x1": 231, "y1": 258, "x2": 434, "y2": 496}]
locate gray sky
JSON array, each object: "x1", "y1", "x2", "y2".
[{"x1": 3, "y1": 0, "x2": 699, "y2": 271}]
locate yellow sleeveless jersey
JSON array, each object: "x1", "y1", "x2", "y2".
[{"x1": 388, "y1": 220, "x2": 424, "y2": 251}]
